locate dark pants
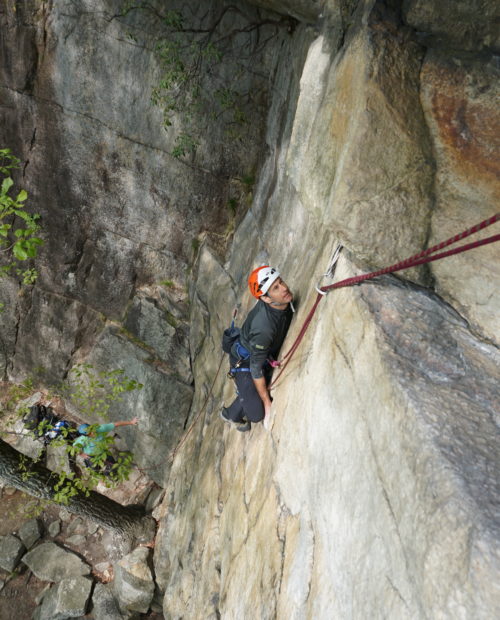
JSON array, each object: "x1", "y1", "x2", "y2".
[{"x1": 225, "y1": 358, "x2": 272, "y2": 423}]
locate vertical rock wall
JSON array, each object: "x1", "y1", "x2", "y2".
[{"x1": 154, "y1": 1, "x2": 500, "y2": 618}]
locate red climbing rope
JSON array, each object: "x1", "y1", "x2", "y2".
[{"x1": 270, "y1": 213, "x2": 500, "y2": 387}]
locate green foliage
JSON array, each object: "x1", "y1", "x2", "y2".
[
  {"x1": 242, "y1": 174, "x2": 255, "y2": 189},
  {"x1": 0, "y1": 149, "x2": 43, "y2": 284},
  {"x1": 18, "y1": 453, "x2": 36, "y2": 481},
  {"x1": 3, "y1": 377, "x2": 35, "y2": 414},
  {"x1": 119, "y1": 4, "x2": 290, "y2": 159},
  {"x1": 52, "y1": 471, "x2": 89, "y2": 505},
  {"x1": 171, "y1": 133, "x2": 199, "y2": 160},
  {"x1": 67, "y1": 363, "x2": 143, "y2": 420},
  {"x1": 159, "y1": 279, "x2": 175, "y2": 288},
  {"x1": 191, "y1": 237, "x2": 200, "y2": 256},
  {"x1": 164, "y1": 310, "x2": 178, "y2": 328},
  {"x1": 227, "y1": 197, "x2": 238, "y2": 216}
]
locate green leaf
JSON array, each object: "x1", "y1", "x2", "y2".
[
  {"x1": 13, "y1": 244, "x2": 28, "y2": 261},
  {"x1": 1, "y1": 177, "x2": 13, "y2": 194},
  {"x1": 16, "y1": 189, "x2": 28, "y2": 202}
]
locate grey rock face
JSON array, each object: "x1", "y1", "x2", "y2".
[
  {"x1": 37, "y1": 577, "x2": 92, "y2": 620},
  {"x1": 2, "y1": 0, "x2": 279, "y2": 389},
  {"x1": 1, "y1": 0, "x2": 499, "y2": 618},
  {"x1": 22, "y1": 542, "x2": 90, "y2": 582},
  {"x1": 0, "y1": 279, "x2": 18, "y2": 378},
  {"x1": 123, "y1": 292, "x2": 192, "y2": 384},
  {"x1": 420, "y1": 51, "x2": 500, "y2": 344},
  {"x1": 403, "y1": 0, "x2": 500, "y2": 52},
  {"x1": 85, "y1": 325, "x2": 194, "y2": 485},
  {"x1": 18, "y1": 518, "x2": 43, "y2": 549},
  {"x1": 0, "y1": 534, "x2": 25, "y2": 572},
  {"x1": 0, "y1": 0, "x2": 275, "y2": 490},
  {"x1": 113, "y1": 547, "x2": 154, "y2": 614},
  {"x1": 249, "y1": 0, "x2": 321, "y2": 22}
]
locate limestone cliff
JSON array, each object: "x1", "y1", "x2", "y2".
[{"x1": 1, "y1": 0, "x2": 499, "y2": 618}]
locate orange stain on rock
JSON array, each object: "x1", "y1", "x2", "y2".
[{"x1": 425, "y1": 62, "x2": 500, "y2": 194}]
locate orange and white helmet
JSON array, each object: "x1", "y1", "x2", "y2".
[{"x1": 248, "y1": 265, "x2": 280, "y2": 299}]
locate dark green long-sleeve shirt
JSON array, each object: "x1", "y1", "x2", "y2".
[{"x1": 237, "y1": 300, "x2": 293, "y2": 379}]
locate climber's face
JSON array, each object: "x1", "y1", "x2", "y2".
[{"x1": 262, "y1": 277, "x2": 293, "y2": 307}]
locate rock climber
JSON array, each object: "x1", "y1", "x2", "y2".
[
  {"x1": 220, "y1": 266, "x2": 293, "y2": 432},
  {"x1": 73, "y1": 418, "x2": 138, "y2": 473}
]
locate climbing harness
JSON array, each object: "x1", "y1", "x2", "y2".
[{"x1": 270, "y1": 213, "x2": 500, "y2": 387}]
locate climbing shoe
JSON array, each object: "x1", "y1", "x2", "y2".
[
  {"x1": 236, "y1": 420, "x2": 251, "y2": 433},
  {"x1": 219, "y1": 407, "x2": 236, "y2": 426},
  {"x1": 220, "y1": 408, "x2": 250, "y2": 432}
]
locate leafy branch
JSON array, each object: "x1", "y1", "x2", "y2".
[
  {"x1": 66, "y1": 363, "x2": 143, "y2": 420},
  {"x1": 0, "y1": 149, "x2": 43, "y2": 285}
]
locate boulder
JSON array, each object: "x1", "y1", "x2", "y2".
[
  {"x1": 145, "y1": 487, "x2": 164, "y2": 513},
  {"x1": 66, "y1": 517, "x2": 86, "y2": 536},
  {"x1": 91, "y1": 583, "x2": 125, "y2": 620},
  {"x1": 37, "y1": 577, "x2": 92, "y2": 620},
  {"x1": 18, "y1": 519, "x2": 43, "y2": 549},
  {"x1": 58, "y1": 509, "x2": 71, "y2": 522},
  {"x1": 45, "y1": 443, "x2": 72, "y2": 475},
  {"x1": 22, "y1": 542, "x2": 90, "y2": 582},
  {"x1": 0, "y1": 534, "x2": 25, "y2": 572},
  {"x1": 65, "y1": 535, "x2": 86, "y2": 547},
  {"x1": 93, "y1": 561, "x2": 112, "y2": 582},
  {"x1": 47, "y1": 520, "x2": 61, "y2": 538},
  {"x1": 113, "y1": 547, "x2": 154, "y2": 614},
  {"x1": 10, "y1": 419, "x2": 44, "y2": 461}
]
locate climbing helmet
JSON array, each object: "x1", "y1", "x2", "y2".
[{"x1": 248, "y1": 265, "x2": 280, "y2": 298}]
